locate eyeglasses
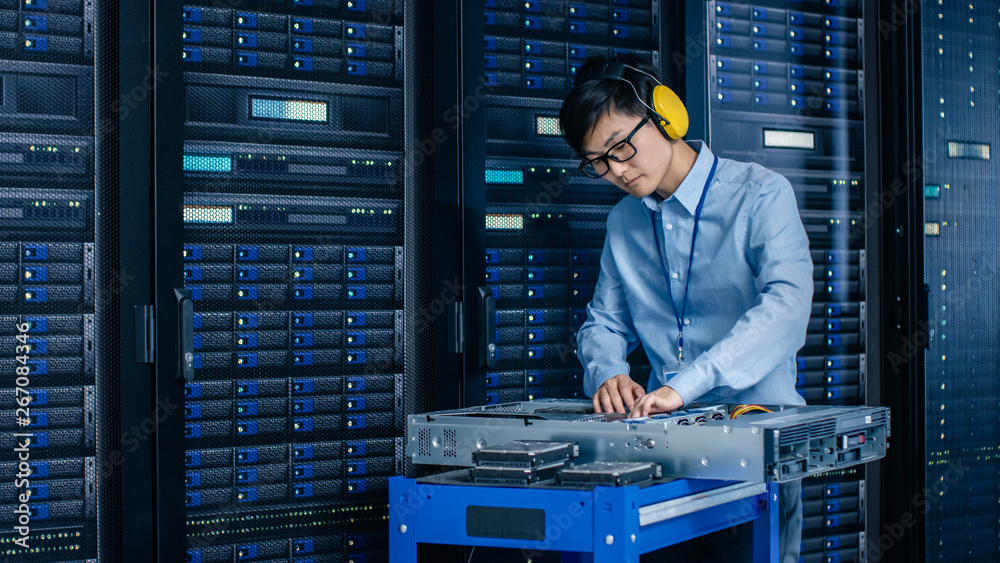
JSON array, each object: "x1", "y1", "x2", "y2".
[{"x1": 578, "y1": 115, "x2": 649, "y2": 179}]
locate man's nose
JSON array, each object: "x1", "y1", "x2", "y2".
[{"x1": 607, "y1": 159, "x2": 630, "y2": 178}]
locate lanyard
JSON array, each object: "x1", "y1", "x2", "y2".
[{"x1": 651, "y1": 155, "x2": 718, "y2": 366}]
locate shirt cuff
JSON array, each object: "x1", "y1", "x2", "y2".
[
  {"x1": 586, "y1": 358, "x2": 632, "y2": 396},
  {"x1": 663, "y1": 362, "x2": 715, "y2": 406}
]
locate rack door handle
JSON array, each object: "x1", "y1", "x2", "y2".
[
  {"x1": 175, "y1": 288, "x2": 194, "y2": 381},
  {"x1": 478, "y1": 286, "x2": 496, "y2": 369}
]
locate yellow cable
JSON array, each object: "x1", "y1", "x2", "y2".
[{"x1": 730, "y1": 404, "x2": 773, "y2": 419}]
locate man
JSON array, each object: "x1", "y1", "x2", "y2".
[{"x1": 560, "y1": 55, "x2": 813, "y2": 562}]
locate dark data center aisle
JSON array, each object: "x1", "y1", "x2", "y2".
[{"x1": 0, "y1": 1, "x2": 994, "y2": 562}]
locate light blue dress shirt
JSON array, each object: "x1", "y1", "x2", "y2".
[{"x1": 578, "y1": 140, "x2": 813, "y2": 407}]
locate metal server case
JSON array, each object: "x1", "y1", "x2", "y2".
[{"x1": 406, "y1": 399, "x2": 889, "y2": 482}]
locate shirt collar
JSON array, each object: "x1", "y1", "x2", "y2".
[{"x1": 641, "y1": 140, "x2": 715, "y2": 215}]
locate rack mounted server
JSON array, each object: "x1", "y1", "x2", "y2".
[{"x1": 407, "y1": 399, "x2": 888, "y2": 483}]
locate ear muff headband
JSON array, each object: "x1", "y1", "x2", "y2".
[{"x1": 573, "y1": 61, "x2": 689, "y2": 140}]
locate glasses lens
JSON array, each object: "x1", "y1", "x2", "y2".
[
  {"x1": 609, "y1": 141, "x2": 637, "y2": 163},
  {"x1": 581, "y1": 158, "x2": 608, "y2": 179}
]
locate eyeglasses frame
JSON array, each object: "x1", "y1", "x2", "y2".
[{"x1": 578, "y1": 114, "x2": 651, "y2": 179}]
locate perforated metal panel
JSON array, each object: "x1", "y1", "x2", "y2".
[{"x1": 921, "y1": 3, "x2": 1000, "y2": 559}]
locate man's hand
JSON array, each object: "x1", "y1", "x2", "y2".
[
  {"x1": 627, "y1": 385, "x2": 684, "y2": 418},
  {"x1": 592, "y1": 374, "x2": 645, "y2": 414}
]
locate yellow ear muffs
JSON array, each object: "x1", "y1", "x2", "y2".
[
  {"x1": 571, "y1": 58, "x2": 688, "y2": 140},
  {"x1": 651, "y1": 84, "x2": 689, "y2": 140}
]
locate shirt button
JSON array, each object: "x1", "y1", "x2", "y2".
[
  {"x1": 684, "y1": 319, "x2": 691, "y2": 325},
  {"x1": 665, "y1": 223, "x2": 673, "y2": 230},
  {"x1": 671, "y1": 272, "x2": 679, "y2": 279}
]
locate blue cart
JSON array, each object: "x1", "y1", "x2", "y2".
[{"x1": 389, "y1": 474, "x2": 778, "y2": 562}]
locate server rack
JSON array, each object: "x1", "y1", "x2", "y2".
[
  {"x1": 919, "y1": 2, "x2": 999, "y2": 560},
  {"x1": 689, "y1": 1, "x2": 875, "y2": 561},
  {"x1": 163, "y1": 2, "x2": 434, "y2": 562},
  {"x1": 0, "y1": 0, "x2": 101, "y2": 559},
  {"x1": 446, "y1": 4, "x2": 665, "y2": 558},
  {"x1": 474, "y1": 0, "x2": 663, "y2": 407}
]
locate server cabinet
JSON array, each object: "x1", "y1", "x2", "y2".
[
  {"x1": 468, "y1": 0, "x2": 664, "y2": 408},
  {"x1": 451, "y1": 5, "x2": 666, "y2": 557},
  {"x1": 150, "y1": 1, "x2": 437, "y2": 562},
  {"x1": 0, "y1": 0, "x2": 108, "y2": 559},
  {"x1": 688, "y1": 1, "x2": 877, "y2": 561},
  {"x1": 918, "y1": 3, "x2": 999, "y2": 561}
]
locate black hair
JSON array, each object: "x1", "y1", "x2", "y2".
[{"x1": 559, "y1": 54, "x2": 663, "y2": 157}]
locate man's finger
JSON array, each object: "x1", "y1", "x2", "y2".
[
  {"x1": 627, "y1": 396, "x2": 648, "y2": 418},
  {"x1": 600, "y1": 393, "x2": 615, "y2": 414},
  {"x1": 630, "y1": 395, "x2": 647, "y2": 418},
  {"x1": 642, "y1": 396, "x2": 670, "y2": 417},
  {"x1": 618, "y1": 379, "x2": 636, "y2": 409},
  {"x1": 592, "y1": 394, "x2": 602, "y2": 413},
  {"x1": 638, "y1": 397, "x2": 655, "y2": 417},
  {"x1": 608, "y1": 387, "x2": 626, "y2": 413}
]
